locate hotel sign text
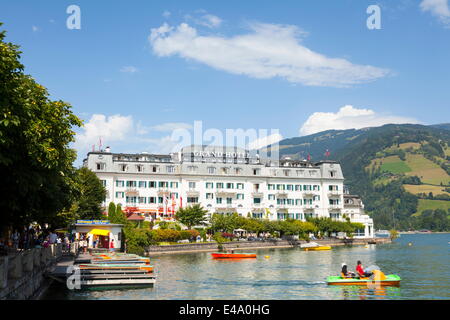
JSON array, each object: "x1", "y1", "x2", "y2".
[{"x1": 192, "y1": 151, "x2": 250, "y2": 158}]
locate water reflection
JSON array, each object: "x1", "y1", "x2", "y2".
[{"x1": 330, "y1": 285, "x2": 401, "y2": 300}]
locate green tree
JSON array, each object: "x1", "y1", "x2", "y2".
[
  {"x1": 112, "y1": 203, "x2": 129, "y2": 226},
  {"x1": 108, "y1": 202, "x2": 116, "y2": 219},
  {"x1": 73, "y1": 167, "x2": 106, "y2": 219},
  {"x1": 0, "y1": 25, "x2": 83, "y2": 228},
  {"x1": 175, "y1": 204, "x2": 209, "y2": 229},
  {"x1": 389, "y1": 229, "x2": 399, "y2": 240}
]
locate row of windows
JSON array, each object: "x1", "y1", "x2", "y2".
[
  {"x1": 120, "y1": 195, "x2": 179, "y2": 204},
  {"x1": 97, "y1": 163, "x2": 331, "y2": 178},
  {"x1": 267, "y1": 184, "x2": 321, "y2": 191},
  {"x1": 115, "y1": 181, "x2": 179, "y2": 188},
  {"x1": 110, "y1": 180, "x2": 341, "y2": 191}
]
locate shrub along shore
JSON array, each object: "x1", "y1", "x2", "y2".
[{"x1": 106, "y1": 202, "x2": 367, "y2": 256}]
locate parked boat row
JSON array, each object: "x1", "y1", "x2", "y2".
[{"x1": 73, "y1": 252, "x2": 156, "y2": 289}]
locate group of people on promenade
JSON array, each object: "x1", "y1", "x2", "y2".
[
  {"x1": 341, "y1": 261, "x2": 374, "y2": 278},
  {"x1": 0, "y1": 226, "x2": 74, "y2": 255}
]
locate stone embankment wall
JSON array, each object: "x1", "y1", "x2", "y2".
[
  {"x1": 145, "y1": 238, "x2": 391, "y2": 255},
  {"x1": 0, "y1": 242, "x2": 79, "y2": 300}
]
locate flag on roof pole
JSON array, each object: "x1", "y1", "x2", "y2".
[
  {"x1": 307, "y1": 153, "x2": 311, "y2": 161},
  {"x1": 164, "y1": 196, "x2": 168, "y2": 216},
  {"x1": 171, "y1": 194, "x2": 175, "y2": 217},
  {"x1": 325, "y1": 149, "x2": 331, "y2": 158}
]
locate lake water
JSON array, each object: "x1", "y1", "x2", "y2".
[{"x1": 43, "y1": 233, "x2": 450, "y2": 300}]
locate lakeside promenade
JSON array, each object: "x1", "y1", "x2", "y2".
[
  {"x1": 145, "y1": 237, "x2": 391, "y2": 256},
  {"x1": 0, "y1": 242, "x2": 79, "y2": 300},
  {"x1": 1, "y1": 237, "x2": 390, "y2": 299}
]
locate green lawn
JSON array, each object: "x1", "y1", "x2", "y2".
[
  {"x1": 415, "y1": 199, "x2": 450, "y2": 214},
  {"x1": 380, "y1": 159, "x2": 412, "y2": 174},
  {"x1": 405, "y1": 154, "x2": 450, "y2": 185}
]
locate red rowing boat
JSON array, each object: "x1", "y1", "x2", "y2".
[{"x1": 211, "y1": 253, "x2": 257, "y2": 259}]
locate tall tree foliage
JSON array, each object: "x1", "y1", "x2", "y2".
[
  {"x1": 175, "y1": 204, "x2": 209, "y2": 229},
  {"x1": 0, "y1": 24, "x2": 82, "y2": 228},
  {"x1": 74, "y1": 167, "x2": 106, "y2": 220}
]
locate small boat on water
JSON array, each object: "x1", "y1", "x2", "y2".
[
  {"x1": 300, "y1": 242, "x2": 331, "y2": 251},
  {"x1": 303, "y1": 246, "x2": 331, "y2": 251},
  {"x1": 327, "y1": 270, "x2": 401, "y2": 286},
  {"x1": 211, "y1": 253, "x2": 257, "y2": 259}
]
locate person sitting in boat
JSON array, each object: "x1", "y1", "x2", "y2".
[
  {"x1": 341, "y1": 263, "x2": 355, "y2": 278},
  {"x1": 356, "y1": 260, "x2": 373, "y2": 278}
]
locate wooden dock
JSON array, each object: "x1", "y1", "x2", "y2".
[{"x1": 47, "y1": 252, "x2": 156, "y2": 289}]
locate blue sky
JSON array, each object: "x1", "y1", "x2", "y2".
[{"x1": 1, "y1": 0, "x2": 449, "y2": 164}]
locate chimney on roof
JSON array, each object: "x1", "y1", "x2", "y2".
[{"x1": 105, "y1": 146, "x2": 111, "y2": 153}]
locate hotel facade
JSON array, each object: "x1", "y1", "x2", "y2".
[{"x1": 83, "y1": 145, "x2": 374, "y2": 238}]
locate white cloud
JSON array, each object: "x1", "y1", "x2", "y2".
[
  {"x1": 248, "y1": 133, "x2": 283, "y2": 150},
  {"x1": 140, "y1": 135, "x2": 183, "y2": 154},
  {"x1": 120, "y1": 66, "x2": 139, "y2": 73},
  {"x1": 197, "y1": 14, "x2": 222, "y2": 28},
  {"x1": 74, "y1": 115, "x2": 191, "y2": 162},
  {"x1": 75, "y1": 114, "x2": 134, "y2": 147},
  {"x1": 32, "y1": 26, "x2": 39, "y2": 32},
  {"x1": 299, "y1": 105, "x2": 420, "y2": 136},
  {"x1": 149, "y1": 22, "x2": 390, "y2": 87},
  {"x1": 420, "y1": 0, "x2": 450, "y2": 24},
  {"x1": 162, "y1": 10, "x2": 171, "y2": 18}
]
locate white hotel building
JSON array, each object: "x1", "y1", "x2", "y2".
[{"x1": 83, "y1": 145, "x2": 374, "y2": 238}]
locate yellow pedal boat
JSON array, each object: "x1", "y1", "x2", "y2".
[{"x1": 303, "y1": 246, "x2": 332, "y2": 251}]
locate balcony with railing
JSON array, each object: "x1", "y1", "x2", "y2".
[
  {"x1": 125, "y1": 188, "x2": 139, "y2": 196},
  {"x1": 157, "y1": 188, "x2": 170, "y2": 195},
  {"x1": 276, "y1": 204, "x2": 288, "y2": 210},
  {"x1": 276, "y1": 191, "x2": 288, "y2": 198},
  {"x1": 303, "y1": 206, "x2": 316, "y2": 212},
  {"x1": 328, "y1": 204, "x2": 342, "y2": 211},
  {"x1": 186, "y1": 189, "x2": 200, "y2": 197},
  {"x1": 252, "y1": 191, "x2": 264, "y2": 197},
  {"x1": 328, "y1": 190, "x2": 341, "y2": 197},
  {"x1": 215, "y1": 189, "x2": 236, "y2": 197}
]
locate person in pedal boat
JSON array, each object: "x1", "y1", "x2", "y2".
[
  {"x1": 356, "y1": 260, "x2": 373, "y2": 278},
  {"x1": 341, "y1": 263, "x2": 355, "y2": 278}
]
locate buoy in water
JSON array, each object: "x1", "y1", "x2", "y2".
[
  {"x1": 408, "y1": 242, "x2": 413, "y2": 246},
  {"x1": 265, "y1": 256, "x2": 270, "y2": 259}
]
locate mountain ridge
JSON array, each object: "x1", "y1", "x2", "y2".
[{"x1": 262, "y1": 123, "x2": 450, "y2": 231}]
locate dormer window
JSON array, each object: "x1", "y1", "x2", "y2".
[
  {"x1": 167, "y1": 166, "x2": 175, "y2": 173},
  {"x1": 207, "y1": 167, "x2": 216, "y2": 174},
  {"x1": 96, "y1": 162, "x2": 106, "y2": 170},
  {"x1": 120, "y1": 164, "x2": 128, "y2": 172},
  {"x1": 136, "y1": 164, "x2": 144, "y2": 172},
  {"x1": 188, "y1": 166, "x2": 197, "y2": 173}
]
